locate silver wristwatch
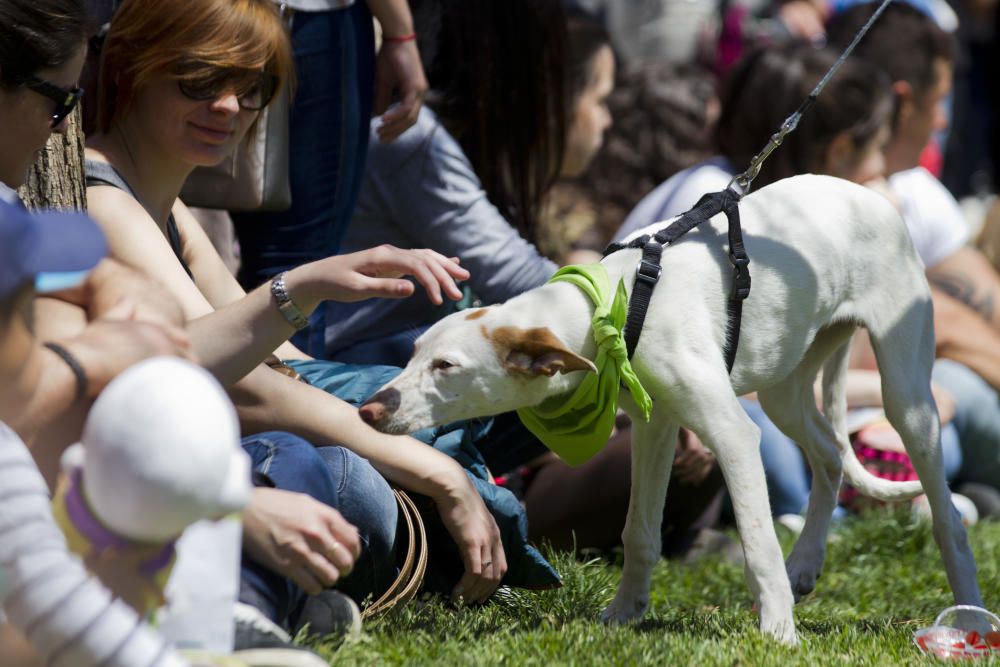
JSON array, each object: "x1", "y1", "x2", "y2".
[{"x1": 270, "y1": 272, "x2": 309, "y2": 330}]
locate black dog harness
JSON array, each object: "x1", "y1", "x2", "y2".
[
  {"x1": 602, "y1": 187, "x2": 750, "y2": 373},
  {"x1": 595, "y1": 0, "x2": 900, "y2": 374}
]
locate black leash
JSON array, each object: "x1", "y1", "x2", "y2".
[{"x1": 603, "y1": 187, "x2": 748, "y2": 372}]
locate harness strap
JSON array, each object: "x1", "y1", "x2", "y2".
[
  {"x1": 603, "y1": 187, "x2": 750, "y2": 372},
  {"x1": 722, "y1": 193, "x2": 750, "y2": 373}
]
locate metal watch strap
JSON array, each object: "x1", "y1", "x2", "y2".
[{"x1": 270, "y1": 272, "x2": 309, "y2": 330}]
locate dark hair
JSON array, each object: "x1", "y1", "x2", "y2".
[
  {"x1": 0, "y1": 0, "x2": 91, "y2": 86},
  {"x1": 565, "y1": 8, "x2": 611, "y2": 111},
  {"x1": 826, "y1": 2, "x2": 955, "y2": 98},
  {"x1": 561, "y1": 62, "x2": 716, "y2": 250},
  {"x1": 414, "y1": 0, "x2": 569, "y2": 245},
  {"x1": 714, "y1": 41, "x2": 893, "y2": 189}
]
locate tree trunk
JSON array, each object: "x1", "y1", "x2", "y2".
[{"x1": 16, "y1": 108, "x2": 87, "y2": 211}]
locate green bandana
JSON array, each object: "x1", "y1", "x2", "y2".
[{"x1": 517, "y1": 264, "x2": 652, "y2": 466}]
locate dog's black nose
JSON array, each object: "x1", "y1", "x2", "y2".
[{"x1": 359, "y1": 388, "x2": 401, "y2": 427}]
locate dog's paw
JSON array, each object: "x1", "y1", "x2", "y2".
[
  {"x1": 760, "y1": 616, "x2": 799, "y2": 646},
  {"x1": 785, "y1": 556, "x2": 820, "y2": 602},
  {"x1": 600, "y1": 595, "x2": 649, "y2": 625}
]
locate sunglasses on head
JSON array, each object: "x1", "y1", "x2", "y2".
[
  {"x1": 20, "y1": 75, "x2": 85, "y2": 128},
  {"x1": 176, "y1": 65, "x2": 278, "y2": 111}
]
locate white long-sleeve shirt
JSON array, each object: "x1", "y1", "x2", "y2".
[{"x1": 0, "y1": 422, "x2": 186, "y2": 667}]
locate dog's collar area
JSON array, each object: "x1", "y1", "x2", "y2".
[
  {"x1": 603, "y1": 187, "x2": 751, "y2": 373},
  {"x1": 517, "y1": 264, "x2": 652, "y2": 466}
]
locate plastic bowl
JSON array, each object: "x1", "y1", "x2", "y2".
[{"x1": 913, "y1": 606, "x2": 1000, "y2": 660}]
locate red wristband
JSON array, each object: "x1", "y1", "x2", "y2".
[{"x1": 384, "y1": 32, "x2": 417, "y2": 43}]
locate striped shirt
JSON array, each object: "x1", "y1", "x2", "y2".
[{"x1": 0, "y1": 422, "x2": 186, "y2": 667}]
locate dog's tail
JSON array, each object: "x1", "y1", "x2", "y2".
[{"x1": 822, "y1": 341, "x2": 924, "y2": 501}]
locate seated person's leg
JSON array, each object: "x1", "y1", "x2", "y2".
[
  {"x1": 313, "y1": 445, "x2": 399, "y2": 603},
  {"x1": 932, "y1": 359, "x2": 1000, "y2": 488},
  {"x1": 524, "y1": 428, "x2": 725, "y2": 556},
  {"x1": 239, "y1": 432, "x2": 398, "y2": 625},
  {"x1": 741, "y1": 398, "x2": 810, "y2": 518}
]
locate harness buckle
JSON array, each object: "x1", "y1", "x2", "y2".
[
  {"x1": 730, "y1": 255, "x2": 751, "y2": 300},
  {"x1": 636, "y1": 259, "x2": 662, "y2": 285}
]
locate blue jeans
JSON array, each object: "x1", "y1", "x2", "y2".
[
  {"x1": 742, "y1": 398, "x2": 813, "y2": 517},
  {"x1": 743, "y1": 390, "x2": 963, "y2": 518},
  {"x1": 232, "y1": 4, "x2": 376, "y2": 357},
  {"x1": 238, "y1": 432, "x2": 398, "y2": 625},
  {"x1": 932, "y1": 359, "x2": 1000, "y2": 488}
]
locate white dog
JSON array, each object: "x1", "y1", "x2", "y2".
[{"x1": 358, "y1": 175, "x2": 983, "y2": 644}]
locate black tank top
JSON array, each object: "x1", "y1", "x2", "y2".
[{"x1": 84, "y1": 159, "x2": 195, "y2": 281}]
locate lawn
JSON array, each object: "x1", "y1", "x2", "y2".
[{"x1": 314, "y1": 510, "x2": 1000, "y2": 666}]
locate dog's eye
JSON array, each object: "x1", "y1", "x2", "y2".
[{"x1": 431, "y1": 359, "x2": 456, "y2": 371}]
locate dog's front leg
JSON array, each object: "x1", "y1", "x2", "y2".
[
  {"x1": 700, "y1": 408, "x2": 798, "y2": 645},
  {"x1": 601, "y1": 413, "x2": 678, "y2": 625}
]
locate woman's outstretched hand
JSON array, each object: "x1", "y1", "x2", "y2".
[{"x1": 309, "y1": 245, "x2": 469, "y2": 305}]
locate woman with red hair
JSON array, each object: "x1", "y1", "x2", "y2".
[{"x1": 85, "y1": 0, "x2": 506, "y2": 649}]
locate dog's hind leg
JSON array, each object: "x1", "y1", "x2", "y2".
[
  {"x1": 757, "y1": 325, "x2": 854, "y2": 602},
  {"x1": 683, "y1": 373, "x2": 798, "y2": 644},
  {"x1": 601, "y1": 412, "x2": 678, "y2": 626},
  {"x1": 869, "y1": 301, "x2": 984, "y2": 608}
]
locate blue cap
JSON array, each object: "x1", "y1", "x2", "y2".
[{"x1": 0, "y1": 199, "x2": 107, "y2": 301}]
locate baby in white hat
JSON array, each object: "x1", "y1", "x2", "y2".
[{"x1": 53, "y1": 356, "x2": 251, "y2": 617}]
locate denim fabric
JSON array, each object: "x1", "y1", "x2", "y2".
[
  {"x1": 932, "y1": 359, "x2": 1000, "y2": 487},
  {"x1": 285, "y1": 360, "x2": 562, "y2": 590},
  {"x1": 743, "y1": 394, "x2": 963, "y2": 519},
  {"x1": 327, "y1": 325, "x2": 430, "y2": 367},
  {"x1": 238, "y1": 431, "x2": 398, "y2": 625},
  {"x1": 742, "y1": 398, "x2": 812, "y2": 517},
  {"x1": 232, "y1": 4, "x2": 375, "y2": 357}
]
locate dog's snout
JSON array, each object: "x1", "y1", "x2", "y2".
[
  {"x1": 359, "y1": 402, "x2": 384, "y2": 425},
  {"x1": 359, "y1": 388, "x2": 401, "y2": 428}
]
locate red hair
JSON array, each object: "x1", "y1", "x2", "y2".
[{"x1": 96, "y1": 0, "x2": 293, "y2": 133}]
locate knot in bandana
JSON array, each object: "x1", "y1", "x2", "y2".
[{"x1": 517, "y1": 264, "x2": 652, "y2": 465}]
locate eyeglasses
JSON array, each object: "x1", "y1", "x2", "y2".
[
  {"x1": 176, "y1": 66, "x2": 278, "y2": 111},
  {"x1": 20, "y1": 75, "x2": 85, "y2": 128}
]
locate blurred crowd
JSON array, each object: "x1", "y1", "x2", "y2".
[{"x1": 0, "y1": 0, "x2": 998, "y2": 665}]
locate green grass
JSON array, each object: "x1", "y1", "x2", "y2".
[{"x1": 310, "y1": 510, "x2": 1000, "y2": 666}]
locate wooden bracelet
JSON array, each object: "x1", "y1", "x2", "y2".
[{"x1": 384, "y1": 32, "x2": 417, "y2": 43}]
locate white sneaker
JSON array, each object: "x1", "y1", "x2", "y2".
[
  {"x1": 776, "y1": 513, "x2": 805, "y2": 536},
  {"x1": 912, "y1": 493, "x2": 979, "y2": 527}
]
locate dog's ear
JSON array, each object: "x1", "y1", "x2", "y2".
[{"x1": 488, "y1": 325, "x2": 597, "y2": 377}]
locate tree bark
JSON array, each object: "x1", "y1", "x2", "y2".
[{"x1": 16, "y1": 109, "x2": 87, "y2": 212}]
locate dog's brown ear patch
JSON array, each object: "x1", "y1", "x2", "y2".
[
  {"x1": 464, "y1": 308, "x2": 491, "y2": 321},
  {"x1": 488, "y1": 325, "x2": 597, "y2": 376}
]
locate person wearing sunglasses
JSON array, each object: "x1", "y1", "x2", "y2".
[
  {"x1": 85, "y1": 0, "x2": 509, "y2": 650},
  {"x1": 0, "y1": 0, "x2": 88, "y2": 193}
]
